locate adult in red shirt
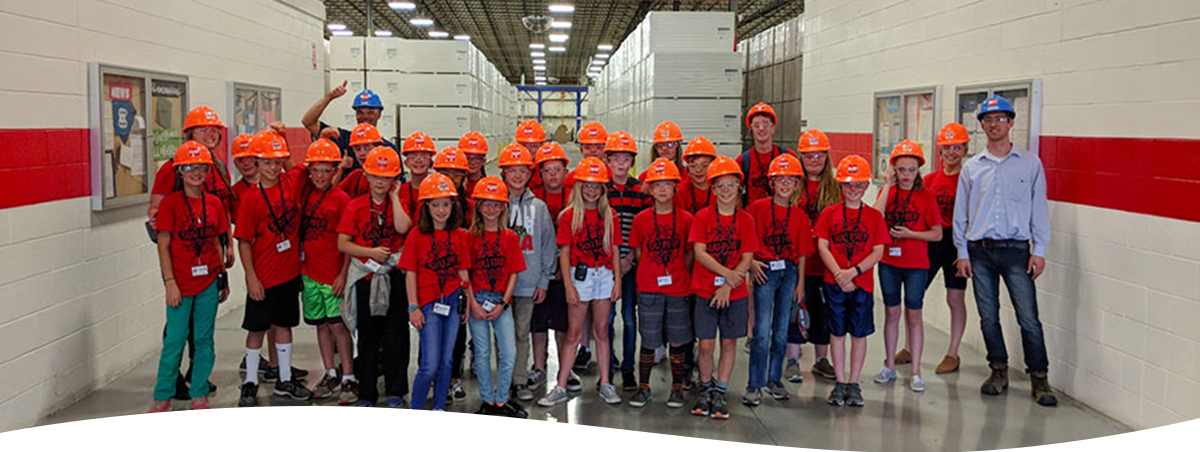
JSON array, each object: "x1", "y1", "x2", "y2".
[
  {"x1": 918, "y1": 122, "x2": 970, "y2": 375},
  {"x1": 744, "y1": 154, "x2": 814, "y2": 405},
  {"x1": 530, "y1": 142, "x2": 572, "y2": 387},
  {"x1": 737, "y1": 103, "x2": 795, "y2": 205},
  {"x1": 675, "y1": 136, "x2": 717, "y2": 215},
  {"x1": 336, "y1": 123, "x2": 388, "y2": 200},
  {"x1": 564, "y1": 121, "x2": 611, "y2": 190},
  {"x1": 147, "y1": 141, "x2": 232, "y2": 413},
  {"x1": 814, "y1": 155, "x2": 888, "y2": 408},
  {"x1": 400, "y1": 173, "x2": 475, "y2": 411},
  {"x1": 148, "y1": 106, "x2": 235, "y2": 228},
  {"x1": 233, "y1": 130, "x2": 313, "y2": 405},
  {"x1": 336, "y1": 146, "x2": 413, "y2": 407},
  {"x1": 627, "y1": 158, "x2": 694, "y2": 409},
  {"x1": 688, "y1": 156, "x2": 760, "y2": 420},
  {"x1": 871, "y1": 141, "x2": 942, "y2": 393},
  {"x1": 295, "y1": 139, "x2": 355, "y2": 402},
  {"x1": 794, "y1": 129, "x2": 843, "y2": 381}
]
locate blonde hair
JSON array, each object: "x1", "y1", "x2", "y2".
[
  {"x1": 807, "y1": 155, "x2": 842, "y2": 211},
  {"x1": 469, "y1": 200, "x2": 510, "y2": 236},
  {"x1": 566, "y1": 184, "x2": 614, "y2": 255}
]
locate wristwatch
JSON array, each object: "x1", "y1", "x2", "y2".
[{"x1": 853, "y1": 265, "x2": 863, "y2": 276}]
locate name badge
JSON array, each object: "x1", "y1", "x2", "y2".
[
  {"x1": 300, "y1": 251, "x2": 306, "y2": 263},
  {"x1": 433, "y1": 303, "x2": 451, "y2": 317},
  {"x1": 364, "y1": 259, "x2": 382, "y2": 272},
  {"x1": 769, "y1": 260, "x2": 786, "y2": 271},
  {"x1": 888, "y1": 247, "x2": 902, "y2": 257},
  {"x1": 714, "y1": 276, "x2": 726, "y2": 286},
  {"x1": 191, "y1": 265, "x2": 209, "y2": 277},
  {"x1": 482, "y1": 301, "x2": 496, "y2": 312},
  {"x1": 657, "y1": 275, "x2": 673, "y2": 287},
  {"x1": 276, "y1": 240, "x2": 291, "y2": 253}
]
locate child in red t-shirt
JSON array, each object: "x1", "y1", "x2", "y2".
[
  {"x1": 538, "y1": 157, "x2": 623, "y2": 408},
  {"x1": 628, "y1": 159, "x2": 694, "y2": 408},
  {"x1": 674, "y1": 136, "x2": 718, "y2": 215},
  {"x1": 335, "y1": 123, "x2": 387, "y2": 199},
  {"x1": 399, "y1": 173, "x2": 474, "y2": 411},
  {"x1": 147, "y1": 142, "x2": 232, "y2": 413},
  {"x1": 814, "y1": 155, "x2": 888, "y2": 408},
  {"x1": 433, "y1": 146, "x2": 476, "y2": 399},
  {"x1": 871, "y1": 141, "x2": 943, "y2": 392},
  {"x1": 921, "y1": 123, "x2": 970, "y2": 375},
  {"x1": 793, "y1": 129, "x2": 843, "y2": 382},
  {"x1": 688, "y1": 156, "x2": 760, "y2": 420},
  {"x1": 531, "y1": 143, "x2": 572, "y2": 389},
  {"x1": 395, "y1": 131, "x2": 437, "y2": 219}
]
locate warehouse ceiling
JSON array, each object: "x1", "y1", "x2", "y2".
[{"x1": 323, "y1": 0, "x2": 804, "y2": 85}]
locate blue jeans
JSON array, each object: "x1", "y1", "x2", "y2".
[
  {"x1": 968, "y1": 241, "x2": 1049, "y2": 373},
  {"x1": 878, "y1": 263, "x2": 929, "y2": 310},
  {"x1": 749, "y1": 261, "x2": 799, "y2": 389},
  {"x1": 467, "y1": 290, "x2": 516, "y2": 404},
  {"x1": 607, "y1": 266, "x2": 638, "y2": 373},
  {"x1": 411, "y1": 289, "x2": 461, "y2": 410}
]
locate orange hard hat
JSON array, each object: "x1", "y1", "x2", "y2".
[
  {"x1": 706, "y1": 155, "x2": 743, "y2": 183},
  {"x1": 250, "y1": 130, "x2": 289, "y2": 159},
  {"x1": 403, "y1": 131, "x2": 435, "y2": 154},
  {"x1": 498, "y1": 143, "x2": 534, "y2": 167},
  {"x1": 305, "y1": 138, "x2": 342, "y2": 164},
  {"x1": 684, "y1": 136, "x2": 718, "y2": 159},
  {"x1": 433, "y1": 146, "x2": 469, "y2": 171},
  {"x1": 363, "y1": 146, "x2": 403, "y2": 178},
  {"x1": 458, "y1": 131, "x2": 489, "y2": 155},
  {"x1": 471, "y1": 175, "x2": 509, "y2": 203},
  {"x1": 836, "y1": 155, "x2": 872, "y2": 183},
  {"x1": 184, "y1": 106, "x2": 224, "y2": 132},
  {"x1": 890, "y1": 140, "x2": 925, "y2": 166},
  {"x1": 578, "y1": 122, "x2": 608, "y2": 145},
  {"x1": 768, "y1": 154, "x2": 804, "y2": 178},
  {"x1": 231, "y1": 133, "x2": 255, "y2": 159},
  {"x1": 937, "y1": 122, "x2": 970, "y2": 146},
  {"x1": 349, "y1": 123, "x2": 383, "y2": 147},
  {"x1": 745, "y1": 102, "x2": 777, "y2": 128},
  {"x1": 574, "y1": 157, "x2": 611, "y2": 184},
  {"x1": 653, "y1": 121, "x2": 682, "y2": 143},
  {"x1": 174, "y1": 141, "x2": 213, "y2": 166},
  {"x1": 515, "y1": 119, "x2": 546, "y2": 143},
  {"x1": 418, "y1": 172, "x2": 458, "y2": 201},
  {"x1": 535, "y1": 142, "x2": 569, "y2": 167},
  {"x1": 643, "y1": 158, "x2": 682, "y2": 183},
  {"x1": 604, "y1": 130, "x2": 636, "y2": 154},
  {"x1": 798, "y1": 129, "x2": 831, "y2": 153}
]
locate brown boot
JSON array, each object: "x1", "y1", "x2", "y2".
[
  {"x1": 935, "y1": 355, "x2": 960, "y2": 374},
  {"x1": 980, "y1": 363, "x2": 1008, "y2": 395},
  {"x1": 1030, "y1": 372, "x2": 1058, "y2": 407},
  {"x1": 894, "y1": 349, "x2": 912, "y2": 365}
]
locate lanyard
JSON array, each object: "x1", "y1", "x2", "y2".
[
  {"x1": 259, "y1": 179, "x2": 288, "y2": 234},
  {"x1": 654, "y1": 209, "x2": 678, "y2": 250},
  {"x1": 714, "y1": 207, "x2": 738, "y2": 266},
  {"x1": 770, "y1": 201, "x2": 793, "y2": 258},
  {"x1": 299, "y1": 185, "x2": 330, "y2": 244},
  {"x1": 369, "y1": 197, "x2": 391, "y2": 247},
  {"x1": 433, "y1": 230, "x2": 452, "y2": 293},
  {"x1": 842, "y1": 206, "x2": 863, "y2": 261},
  {"x1": 183, "y1": 194, "x2": 210, "y2": 264},
  {"x1": 889, "y1": 187, "x2": 916, "y2": 227},
  {"x1": 752, "y1": 145, "x2": 778, "y2": 195},
  {"x1": 484, "y1": 230, "x2": 501, "y2": 290}
]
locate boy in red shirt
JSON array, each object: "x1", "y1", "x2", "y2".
[
  {"x1": 737, "y1": 103, "x2": 795, "y2": 205},
  {"x1": 675, "y1": 136, "x2": 717, "y2": 215},
  {"x1": 529, "y1": 142, "x2": 572, "y2": 398},
  {"x1": 395, "y1": 131, "x2": 437, "y2": 218},
  {"x1": 814, "y1": 155, "x2": 888, "y2": 407},
  {"x1": 564, "y1": 121, "x2": 610, "y2": 190},
  {"x1": 918, "y1": 123, "x2": 970, "y2": 375},
  {"x1": 336, "y1": 123, "x2": 387, "y2": 199}
]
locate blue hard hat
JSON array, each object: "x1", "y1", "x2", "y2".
[
  {"x1": 352, "y1": 89, "x2": 383, "y2": 109},
  {"x1": 977, "y1": 95, "x2": 1015, "y2": 120}
]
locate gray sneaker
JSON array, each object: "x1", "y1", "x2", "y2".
[
  {"x1": 827, "y1": 382, "x2": 846, "y2": 406},
  {"x1": 598, "y1": 383, "x2": 622, "y2": 404},
  {"x1": 667, "y1": 388, "x2": 686, "y2": 408},
  {"x1": 537, "y1": 387, "x2": 569, "y2": 407},
  {"x1": 874, "y1": 367, "x2": 897, "y2": 384},
  {"x1": 513, "y1": 384, "x2": 534, "y2": 402},
  {"x1": 846, "y1": 383, "x2": 865, "y2": 407},
  {"x1": 785, "y1": 359, "x2": 803, "y2": 383},
  {"x1": 766, "y1": 380, "x2": 791, "y2": 400},
  {"x1": 527, "y1": 368, "x2": 547, "y2": 389},
  {"x1": 742, "y1": 387, "x2": 763, "y2": 406},
  {"x1": 628, "y1": 388, "x2": 652, "y2": 408}
]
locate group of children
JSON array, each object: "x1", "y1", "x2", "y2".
[{"x1": 148, "y1": 100, "x2": 974, "y2": 417}]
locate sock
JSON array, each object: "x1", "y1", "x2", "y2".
[
  {"x1": 638, "y1": 347, "x2": 655, "y2": 389},
  {"x1": 342, "y1": 374, "x2": 356, "y2": 383},
  {"x1": 715, "y1": 380, "x2": 729, "y2": 394},
  {"x1": 700, "y1": 380, "x2": 713, "y2": 392},
  {"x1": 669, "y1": 345, "x2": 688, "y2": 389},
  {"x1": 326, "y1": 368, "x2": 337, "y2": 378},
  {"x1": 685, "y1": 340, "x2": 696, "y2": 373},
  {"x1": 276, "y1": 343, "x2": 293, "y2": 382},
  {"x1": 245, "y1": 348, "x2": 261, "y2": 384},
  {"x1": 786, "y1": 343, "x2": 802, "y2": 360}
]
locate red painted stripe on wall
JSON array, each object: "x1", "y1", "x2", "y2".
[{"x1": 0, "y1": 129, "x2": 90, "y2": 210}]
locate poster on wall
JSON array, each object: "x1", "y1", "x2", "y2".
[
  {"x1": 102, "y1": 74, "x2": 147, "y2": 198},
  {"x1": 152, "y1": 80, "x2": 186, "y2": 163},
  {"x1": 228, "y1": 83, "x2": 282, "y2": 179}
]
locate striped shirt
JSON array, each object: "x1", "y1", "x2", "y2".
[{"x1": 607, "y1": 178, "x2": 652, "y2": 258}]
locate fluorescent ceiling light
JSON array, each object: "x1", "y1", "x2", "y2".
[
  {"x1": 596, "y1": 53, "x2": 610, "y2": 59},
  {"x1": 549, "y1": 34, "x2": 568, "y2": 43},
  {"x1": 409, "y1": 18, "x2": 434, "y2": 27},
  {"x1": 529, "y1": 43, "x2": 545, "y2": 49},
  {"x1": 428, "y1": 30, "x2": 449, "y2": 38},
  {"x1": 331, "y1": 30, "x2": 354, "y2": 36},
  {"x1": 597, "y1": 44, "x2": 613, "y2": 51},
  {"x1": 530, "y1": 51, "x2": 545, "y2": 58},
  {"x1": 548, "y1": 4, "x2": 575, "y2": 13},
  {"x1": 551, "y1": 21, "x2": 572, "y2": 29},
  {"x1": 388, "y1": 2, "x2": 416, "y2": 10},
  {"x1": 532, "y1": 59, "x2": 547, "y2": 65},
  {"x1": 533, "y1": 65, "x2": 546, "y2": 71},
  {"x1": 548, "y1": 46, "x2": 566, "y2": 53},
  {"x1": 327, "y1": 23, "x2": 347, "y2": 31},
  {"x1": 374, "y1": 30, "x2": 393, "y2": 37},
  {"x1": 453, "y1": 34, "x2": 471, "y2": 41}
]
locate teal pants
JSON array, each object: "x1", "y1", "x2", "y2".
[{"x1": 154, "y1": 281, "x2": 219, "y2": 401}]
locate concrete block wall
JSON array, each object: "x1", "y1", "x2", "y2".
[
  {"x1": 0, "y1": 0, "x2": 326, "y2": 432},
  {"x1": 798, "y1": 0, "x2": 1200, "y2": 429}
]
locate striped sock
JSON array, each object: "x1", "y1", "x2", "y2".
[
  {"x1": 715, "y1": 380, "x2": 729, "y2": 394},
  {"x1": 669, "y1": 345, "x2": 688, "y2": 390},
  {"x1": 638, "y1": 348, "x2": 655, "y2": 389}
]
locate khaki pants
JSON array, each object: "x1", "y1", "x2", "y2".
[{"x1": 511, "y1": 296, "x2": 535, "y2": 384}]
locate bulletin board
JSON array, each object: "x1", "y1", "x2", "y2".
[
  {"x1": 228, "y1": 82, "x2": 283, "y2": 179},
  {"x1": 88, "y1": 63, "x2": 189, "y2": 211},
  {"x1": 872, "y1": 87, "x2": 940, "y2": 181}
]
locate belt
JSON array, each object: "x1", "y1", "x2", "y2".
[{"x1": 970, "y1": 238, "x2": 1028, "y2": 248}]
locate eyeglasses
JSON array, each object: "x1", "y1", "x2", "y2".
[
  {"x1": 941, "y1": 144, "x2": 966, "y2": 151},
  {"x1": 981, "y1": 116, "x2": 1011, "y2": 124},
  {"x1": 178, "y1": 164, "x2": 209, "y2": 173},
  {"x1": 773, "y1": 176, "x2": 800, "y2": 185},
  {"x1": 581, "y1": 182, "x2": 604, "y2": 191},
  {"x1": 541, "y1": 166, "x2": 564, "y2": 175},
  {"x1": 713, "y1": 181, "x2": 739, "y2": 191},
  {"x1": 608, "y1": 154, "x2": 632, "y2": 164},
  {"x1": 801, "y1": 152, "x2": 826, "y2": 160},
  {"x1": 843, "y1": 182, "x2": 869, "y2": 190},
  {"x1": 191, "y1": 127, "x2": 221, "y2": 135},
  {"x1": 309, "y1": 167, "x2": 336, "y2": 175},
  {"x1": 405, "y1": 153, "x2": 431, "y2": 161},
  {"x1": 750, "y1": 121, "x2": 774, "y2": 130},
  {"x1": 656, "y1": 142, "x2": 679, "y2": 149},
  {"x1": 894, "y1": 167, "x2": 919, "y2": 174},
  {"x1": 504, "y1": 167, "x2": 531, "y2": 176},
  {"x1": 478, "y1": 200, "x2": 505, "y2": 210},
  {"x1": 466, "y1": 155, "x2": 486, "y2": 162}
]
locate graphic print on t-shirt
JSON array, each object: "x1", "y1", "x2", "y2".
[
  {"x1": 262, "y1": 190, "x2": 299, "y2": 239},
  {"x1": 645, "y1": 219, "x2": 681, "y2": 268},
  {"x1": 705, "y1": 219, "x2": 742, "y2": 267},
  {"x1": 177, "y1": 218, "x2": 217, "y2": 260},
  {"x1": 762, "y1": 214, "x2": 795, "y2": 260},
  {"x1": 575, "y1": 220, "x2": 608, "y2": 264},
  {"x1": 831, "y1": 211, "x2": 870, "y2": 262},
  {"x1": 424, "y1": 235, "x2": 462, "y2": 290},
  {"x1": 474, "y1": 236, "x2": 507, "y2": 288},
  {"x1": 884, "y1": 190, "x2": 922, "y2": 229},
  {"x1": 801, "y1": 182, "x2": 821, "y2": 225}
]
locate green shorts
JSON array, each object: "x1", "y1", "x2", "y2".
[{"x1": 301, "y1": 275, "x2": 343, "y2": 325}]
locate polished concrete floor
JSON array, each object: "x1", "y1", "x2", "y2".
[{"x1": 35, "y1": 300, "x2": 1129, "y2": 451}]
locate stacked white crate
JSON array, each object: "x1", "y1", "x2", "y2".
[{"x1": 740, "y1": 15, "x2": 804, "y2": 148}]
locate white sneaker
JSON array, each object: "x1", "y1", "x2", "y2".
[
  {"x1": 874, "y1": 367, "x2": 897, "y2": 384},
  {"x1": 538, "y1": 387, "x2": 569, "y2": 407},
  {"x1": 910, "y1": 375, "x2": 926, "y2": 392},
  {"x1": 598, "y1": 383, "x2": 622, "y2": 404}
]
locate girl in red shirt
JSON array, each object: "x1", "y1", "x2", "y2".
[
  {"x1": 538, "y1": 157, "x2": 623, "y2": 407},
  {"x1": 793, "y1": 129, "x2": 843, "y2": 382},
  {"x1": 531, "y1": 142, "x2": 572, "y2": 388},
  {"x1": 400, "y1": 173, "x2": 475, "y2": 411},
  {"x1": 433, "y1": 146, "x2": 475, "y2": 400},
  {"x1": 459, "y1": 131, "x2": 489, "y2": 195},
  {"x1": 871, "y1": 140, "x2": 943, "y2": 392},
  {"x1": 147, "y1": 142, "x2": 232, "y2": 413},
  {"x1": 148, "y1": 106, "x2": 234, "y2": 229},
  {"x1": 674, "y1": 136, "x2": 718, "y2": 215},
  {"x1": 638, "y1": 121, "x2": 683, "y2": 182},
  {"x1": 396, "y1": 131, "x2": 436, "y2": 218}
]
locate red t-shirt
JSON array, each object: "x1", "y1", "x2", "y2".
[
  {"x1": 298, "y1": 185, "x2": 351, "y2": 285},
  {"x1": 465, "y1": 176, "x2": 482, "y2": 199},
  {"x1": 800, "y1": 179, "x2": 827, "y2": 276},
  {"x1": 629, "y1": 208, "x2": 694, "y2": 296},
  {"x1": 923, "y1": 170, "x2": 960, "y2": 228},
  {"x1": 748, "y1": 198, "x2": 813, "y2": 263},
  {"x1": 468, "y1": 229, "x2": 527, "y2": 293},
  {"x1": 673, "y1": 177, "x2": 713, "y2": 216},
  {"x1": 687, "y1": 206, "x2": 760, "y2": 300},
  {"x1": 156, "y1": 192, "x2": 230, "y2": 296},
  {"x1": 398, "y1": 228, "x2": 472, "y2": 306},
  {"x1": 556, "y1": 207, "x2": 622, "y2": 269},
  {"x1": 234, "y1": 176, "x2": 304, "y2": 289},
  {"x1": 153, "y1": 160, "x2": 235, "y2": 216},
  {"x1": 336, "y1": 195, "x2": 406, "y2": 266},
  {"x1": 735, "y1": 145, "x2": 791, "y2": 205},
  {"x1": 533, "y1": 186, "x2": 572, "y2": 227},
  {"x1": 879, "y1": 186, "x2": 941, "y2": 269},
  {"x1": 230, "y1": 179, "x2": 256, "y2": 224},
  {"x1": 813, "y1": 204, "x2": 889, "y2": 293},
  {"x1": 338, "y1": 169, "x2": 370, "y2": 200}
]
